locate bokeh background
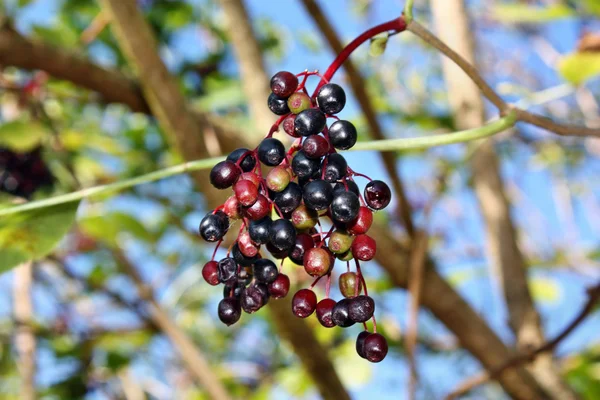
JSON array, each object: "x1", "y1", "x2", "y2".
[{"x1": 0, "y1": 0, "x2": 599, "y2": 399}]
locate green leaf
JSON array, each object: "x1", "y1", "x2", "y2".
[
  {"x1": 583, "y1": 0, "x2": 600, "y2": 16},
  {"x1": 369, "y1": 32, "x2": 388, "y2": 57},
  {"x1": 492, "y1": 4, "x2": 573, "y2": 23},
  {"x1": 0, "y1": 201, "x2": 80, "y2": 272},
  {"x1": 0, "y1": 120, "x2": 49, "y2": 152},
  {"x1": 558, "y1": 53, "x2": 600, "y2": 85},
  {"x1": 78, "y1": 212, "x2": 153, "y2": 247},
  {"x1": 106, "y1": 351, "x2": 130, "y2": 372}
]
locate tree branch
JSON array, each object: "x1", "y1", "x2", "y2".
[
  {"x1": 13, "y1": 262, "x2": 36, "y2": 400},
  {"x1": 446, "y1": 282, "x2": 600, "y2": 399}
]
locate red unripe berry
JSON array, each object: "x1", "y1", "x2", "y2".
[
  {"x1": 237, "y1": 231, "x2": 258, "y2": 257},
  {"x1": 351, "y1": 234, "x2": 377, "y2": 261},
  {"x1": 364, "y1": 333, "x2": 388, "y2": 363},
  {"x1": 347, "y1": 207, "x2": 373, "y2": 235},
  {"x1": 282, "y1": 114, "x2": 298, "y2": 137},
  {"x1": 292, "y1": 289, "x2": 317, "y2": 318},
  {"x1": 242, "y1": 195, "x2": 271, "y2": 220},
  {"x1": 223, "y1": 195, "x2": 241, "y2": 220},
  {"x1": 268, "y1": 273, "x2": 290, "y2": 299},
  {"x1": 303, "y1": 247, "x2": 332, "y2": 277},
  {"x1": 302, "y1": 135, "x2": 329, "y2": 159},
  {"x1": 202, "y1": 261, "x2": 219, "y2": 286},
  {"x1": 234, "y1": 179, "x2": 259, "y2": 206},
  {"x1": 316, "y1": 298, "x2": 336, "y2": 328},
  {"x1": 239, "y1": 171, "x2": 261, "y2": 187}
]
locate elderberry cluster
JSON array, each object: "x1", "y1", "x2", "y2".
[
  {"x1": 199, "y1": 71, "x2": 391, "y2": 362},
  {"x1": 0, "y1": 147, "x2": 54, "y2": 199}
]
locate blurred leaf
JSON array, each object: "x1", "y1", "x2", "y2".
[
  {"x1": 0, "y1": 120, "x2": 49, "y2": 152},
  {"x1": 583, "y1": 0, "x2": 600, "y2": 16},
  {"x1": 96, "y1": 330, "x2": 152, "y2": 353},
  {"x1": 79, "y1": 212, "x2": 153, "y2": 247},
  {"x1": 492, "y1": 4, "x2": 573, "y2": 23},
  {"x1": 529, "y1": 277, "x2": 561, "y2": 303},
  {"x1": 334, "y1": 341, "x2": 372, "y2": 388},
  {"x1": 31, "y1": 22, "x2": 79, "y2": 48},
  {"x1": 106, "y1": 351, "x2": 131, "y2": 372},
  {"x1": 369, "y1": 33, "x2": 388, "y2": 57},
  {"x1": 558, "y1": 52, "x2": 600, "y2": 85},
  {"x1": 0, "y1": 201, "x2": 79, "y2": 272},
  {"x1": 195, "y1": 80, "x2": 245, "y2": 111},
  {"x1": 297, "y1": 31, "x2": 322, "y2": 53}
]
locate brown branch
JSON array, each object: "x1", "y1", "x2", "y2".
[
  {"x1": 406, "y1": 232, "x2": 428, "y2": 400},
  {"x1": 446, "y1": 283, "x2": 600, "y2": 399},
  {"x1": 407, "y1": 20, "x2": 600, "y2": 138},
  {"x1": 299, "y1": 0, "x2": 415, "y2": 237},
  {"x1": 13, "y1": 262, "x2": 36, "y2": 400}
]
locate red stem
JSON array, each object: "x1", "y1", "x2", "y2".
[{"x1": 312, "y1": 16, "x2": 407, "y2": 96}]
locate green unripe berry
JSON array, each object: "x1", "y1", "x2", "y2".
[
  {"x1": 287, "y1": 92, "x2": 312, "y2": 114},
  {"x1": 291, "y1": 204, "x2": 319, "y2": 230},
  {"x1": 339, "y1": 272, "x2": 362, "y2": 298},
  {"x1": 266, "y1": 166, "x2": 291, "y2": 192},
  {"x1": 328, "y1": 230, "x2": 354, "y2": 254}
]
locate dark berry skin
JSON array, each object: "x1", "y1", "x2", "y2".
[
  {"x1": 226, "y1": 148, "x2": 256, "y2": 172},
  {"x1": 218, "y1": 298, "x2": 242, "y2": 326},
  {"x1": 218, "y1": 257, "x2": 238, "y2": 283},
  {"x1": 241, "y1": 286, "x2": 264, "y2": 314},
  {"x1": 330, "y1": 191, "x2": 360, "y2": 223},
  {"x1": 339, "y1": 271, "x2": 362, "y2": 298},
  {"x1": 316, "y1": 83, "x2": 346, "y2": 115},
  {"x1": 202, "y1": 261, "x2": 219, "y2": 286},
  {"x1": 292, "y1": 151, "x2": 321, "y2": 179},
  {"x1": 303, "y1": 179, "x2": 333, "y2": 211},
  {"x1": 316, "y1": 298, "x2": 337, "y2": 328},
  {"x1": 356, "y1": 331, "x2": 371, "y2": 359},
  {"x1": 273, "y1": 182, "x2": 302, "y2": 214},
  {"x1": 303, "y1": 247, "x2": 332, "y2": 277},
  {"x1": 268, "y1": 273, "x2": 290, "y2": 299},
  {"x1": 249, "y1": 216, "x2": 272, "y2": 245},
  {"x1": 234, "y1": 179, "x2": 259, "y2": 207},
  {"x1": 348, "y1": 295, "x2": 375, "y2": 322},
  {"x1": 253, "y1": 259, "x2": 279, "y2": 284},
  {"x1": 232, "y1": 243, "x2": 258, "y2": 267},
  {"x1": 223, "y1": 280, "x2": 244, "y2": 299},
  {"x1": 289, "y1": 233, "x2": 315, "y2": 265},
  {"x1": 332, "y1": 298, "x2": 355, "y2": 328},
  {"x1": 328, "y1": 120, "x2": 357, "y2": 150},
  {"x1": 347, "y1": 207, "x2": 374, "y2": 235},
  {"x1": 242, "y1": 194, "x2": 270, "y2": 220},
  {"x1": 282, "y1": 114, "x2": 298, "y2": 137},
  {"x1": 351, "y1": 234, "x2": 377, "y2": 261},
  {"x1": 268, "y1": 93, "x2": 291, "y2": 115},
  {"x1": 364, "y1": 333, "x2": 388, "y2": 363},
  {"x1": 294, "y1": 108, "x2": 327, "y2": 137},
  {"x1": 269, "y1": 219, "x2": 297, "y2": 252},
  {"x1": 266, "y1": 241, "x2": 289, "y2": 259},
  {"x1": 364, "y1": 180, "x2": 392, "y2": 210},
  {"x1": 258, "y1": 138, "x2": 286, "y2": 166},
  {"x1": 333, "y1": 180, "x2": 360, "y2": 196},
  {"x1": 302, "y1": 135, "x2": 329, "y2": 159},
  {"x1": 254, "y1": 282, "x2": 271, "y2": 305},
  {"x1": 322, "y1": 153, "x2": 348, "y2": 183},
  {"x1": 210, "y1": 160, "x2": 241, "y2": 189},
  {"x1": 270, "y1": 71, "x2": 298, "y2": 98},
  {"x1": 199, "y1": 211, "x2": 229, "y2": 242},
  {"x1": 292, "y1": 289, "x2": 317, "y2": 318}
]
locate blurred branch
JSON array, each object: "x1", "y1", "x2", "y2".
[
  {"x1": 446, "y1": 282, "x2": 600, "y2": 399},
  {"x1": 407, "y1": 20, "x2": 600, "y2": 138},
  {"x1": 80, "y1": 11, "x2": 109, "y2": 45},
  {"x1": 404, "y1": 0, "x2": 415, "y2": 23},
  {"x1": 13, "y1": 262, "x2": 36, "y2": 400},
  {"x1": 299, "y1": 0, "x2": 415, "y2": 237}
]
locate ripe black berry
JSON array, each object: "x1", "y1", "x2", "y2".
[
  {"x1": 269, "y1": 219, "x2": 297, "y2": 252},
  {"x1": 289, "y1": 233, "x2": 315, "y2": 265},
  {"x1": 253, "y1": 259, "x2": 279, "y2": 284},
  {"x1": 268, "y1": 93, "x2": 291, "y2": 115},
  {"x1": 328, "y1": 120, "x2": 357, "y2": 150},
  {"x1": 210, "y1": 160, "x2": 241, "y2": 189},
  {"x1": 268, "y1": 273, "x2": 290, "y2": 299},
  {"x1": 248, "y1": 216, "x2": 272, "y2": 245},
  {"x1": 294, "y1": 108, "x2": 327, "y2": 137},
  {"x1": 316, "y1": 83, "x2": 346, "y2": 115},
  {"x1": 333, "y1": 180, "x2": 360, "y2": 196},
  {"x1": 266, "y1": 241, "x2": 289, "y2": 259},
  {"x1": 273, "y1": 182, "x2": 302, "y2": 214},
  {"x1": 199, "y1": 211, "x2": 229, "y2": 242},
  {"x1": 223, "y1": 280, "x2": 244, "y2": 299},
  {"x1": 356, "y1": 331, "x2": 371, "y2": 359},
  {"x1": 218, "y1": 297, "x2": 241, "y2": 326},
  {"x1": 241, "y1": 286, "x2": 264, "y2": 314},
  {"x1": 292, "y1": 150, "x2": 321, "y2": 179},
  {"x1": 270, "y1": 71, "x2": 298, "y2": 98},
  {"x1": 364, "y1": 333, "x2": 388, "y2": 363},
  {"x1": 292, "y1": 289, "x2": 317, "y2": 318},
  {"x1": 303, "y1": 179, "x2": 333, "y2": 211},
  {"x1": 331, "y1": 298, "x2": 355, "y2": 328},
  {"x1": 364, "y1": 180, "x2": 392, "y2": 210},
  {"x1": 322, "y1": 153, "x2": 348, "y2": 183},
  {"x1": 302, "y1": 135, "x2": 330, "y2": 159},
  {"x1": 316, "y1": 298, "x2": 336, "y2": 328},
  {"x1": 330, "y1": 191, "x2": 360, "y2": 223},
  {"x1": 218, "y1": 257, "x2": 238, "y2": 283},
  {"x1": 258, "y1": 138, "x2": 286, "y2": 166},
  {"x1": 254, "y1": 282, "x2": 271, "y2": 306},
  {"x1": 348, "y1": 295, "x2": 375, "y2": 322},
  {"x1": 226, "y1": 148, "x2": 256, "y2": 172}
]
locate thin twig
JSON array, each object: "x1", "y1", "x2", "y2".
[
  {"x1": 13, "y1": 262, "x2": 36, "y2": 400},
  {"x1": 406, "y1": 232, "x2": 429, "y2": 400},
  {"x1": 446, "y1": 282, "x2": 600, "y2": 399}
]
